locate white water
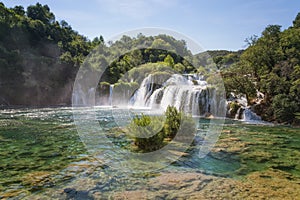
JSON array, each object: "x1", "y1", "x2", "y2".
[
  {"x1": 108, "y1": 85, "x2": 114, "y2": 106},
  {"x1": 132, "y1": 74, "x2": 155, "y2": 107},
  {"x1": 243, "y1": 108, "x2": 262, "y2": 121},
  {"x1": 74, "y1": 73, "x2": 263, "y2": 122},
  {"x1": 73, "y1": 84, "x2": 87, "y2": 106},
  {"x1": 73, "y1": 86, "x2": 95, "y2": 106},
  {"x1": 130, "y1": 74, "x2": 224, "y2": 117}
]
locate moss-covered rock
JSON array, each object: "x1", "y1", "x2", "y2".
[{"x1": 227, "y1": 101, "x2": 242, "y2": 118}]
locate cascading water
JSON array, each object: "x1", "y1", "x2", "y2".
[
  {"x1": 73, "y1": 84, "x2": 87, "y2": 106},
  {"x1": 132, "y1": 74, "x2": 156, "y2": 108},
  {"x1": 72, "y1": 84, "x2": 96, "y2": 106},
  {"x1": 88, "y1": 87, "x2": 95, "y2": 105},
  {"x1": 229, "y1": 93, "x2": 263, "y2": 122},
  {"x1": 243, "y1": 108, "x2": 262, "y2": 121},
  {"x1": 108, "y1": 85, "x2": 114, "y2": 106},
  {"x1": 130, "y1": 74, "x2": 222, "y2": 117}
]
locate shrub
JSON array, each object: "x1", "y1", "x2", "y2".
[
  {"x1": 164, "y1": 105, "x2": 196, "y2": 141},
  {"x1": 128, "y1": 114, "x2": 165, "y2": 152},
  {"x1": 164, "y1": 106, "x2": 181, "y2": 139},
  {"x1": 128, "y1": 106, "x2": 196, "y2": 152}
]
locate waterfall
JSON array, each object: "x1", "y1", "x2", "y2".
[
  {"x1": 88, "y1": 87, "x2": 95, "y2": 105},
  {"x1": 73, "y1": 84, "x2": 87, "y2": 106},
  {"x1": 147, "y1": 88, "x2": 164, "y2": 108},
  {"x1": 132, "y1": 74, "x2": 154, "y2": 107},
  {"x1": 108, "y1": 84, "x2": 114, "y2": 106},
  {"x1": 234, "y1": 107, "x2": 243, "y2": 120},
  {"x1": 242, "y1": 108, "x2": 262, "y2": 121},
  {"x1": 72, "y1": 84, "x2": 96, "y2": 106},
  {"x1": 130, "y1": 74, "x2": 225, "y2": 117},
  {"x1": 229, "y1": 93, "x2": 263, "y2": 122}
]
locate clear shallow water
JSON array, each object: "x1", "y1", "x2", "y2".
[{"x1": 0, "y1": 107, "x2": 299, "y2": 199}]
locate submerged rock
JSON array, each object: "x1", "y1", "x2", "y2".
[{"x1": 22, "y1": 171, "x2": 54, "y2": 190}]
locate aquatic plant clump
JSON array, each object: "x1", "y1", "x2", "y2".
[
  {"x1": 128, "y1": 106, "x2": 196, "y2": 152},
  {"x1": 128, "y1": 114, "x2": 165, "y2": 152}
]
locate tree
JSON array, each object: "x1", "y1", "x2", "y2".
[
  {"x1": 164, "y1": 54, "x2": 175, "y2": 67},
  {"x1": 222, "y1": 19, "x2": 300, "y2": 123},
  {"x1": 164, "y1": 106, "x2": 181, "y2": 139},
  {"x1": 271, "y1": 94, "x2": 298, "y2": 123},
  {"x1": 222, "y1": 64, "x2": 257, "y2": 103},
  {"x1": 244, "y1": 35, "x2": 258, "y2": 47},
  {"x1": 129, "y1": 114, "x2": 165, "y2": 152},
  {"x1": 293, "y1": 12, "x2": 300, "y2": 28},
  {"x1": 0, "y1": 3, "x2": 97, "y2": 105},
  {"x1": 27, "y1": 3, "x2": 55, "y2": 24},
  {"x1": 12, "y1": 6, "x2": 25, "y2": 16}
]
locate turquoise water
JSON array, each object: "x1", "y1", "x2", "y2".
[{"x1": 0, "y1": 107, "x2": 299, "y2": 199}]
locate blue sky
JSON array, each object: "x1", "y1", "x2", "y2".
[{"x1": 2, "y1": 0, "x2": 300, "y2": 51}]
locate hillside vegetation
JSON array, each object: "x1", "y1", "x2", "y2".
[
  {"x1": 0, "y1": 3, "x2": 299, "y2": 124},
  {"x1": 222, "y1": 14, "x2": 300, "y2": 124}
]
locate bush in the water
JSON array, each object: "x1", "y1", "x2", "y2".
[
  {"x1": 164, "y1": 106, "x2": 181, "y2": 139},
  {"x1": 129, "y1": 106, "x2": 196, "y2": 152},
  {"x1": 129, "y1": 114, "x2": 165, "y2": 152},
  {"x1": 164, "y1": 106, "x2": 196, "y2": 140}
]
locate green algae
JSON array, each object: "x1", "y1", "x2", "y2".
[{"x1": 0, "y1": 108, "x2": 299, "y2": 199}]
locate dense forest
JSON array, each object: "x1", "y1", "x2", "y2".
[
  {"x1": 0, "y1": 2, "x2": 198, "y2": 106},
  {"x1": 0, "y1": 3, "x2": 299, "y2": 124},
  {"x1": 0, "y1": 2, "x2": 98, "y2": 105},
  {"x1": 221, "y1": 15, "x2": 300, "y2": 124}
]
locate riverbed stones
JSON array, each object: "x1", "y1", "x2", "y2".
[{"x1": 22, "y1": 171, "x2": 54, "y2": 190}]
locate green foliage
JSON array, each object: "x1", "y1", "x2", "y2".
[
  {"x1": 222, "y1": 13, "x2": 300, "y2": 123},
  {"x1": 293, "y1": 13, "x2": 300, "y2": 28},
  {"x1": 0, "y1": 1, "x2": 198, "y2": 106},
  {"x1": 128, "y1": 106, "x2": 196, "y2": 152},
  {"x1": 174, "y1": 63, "x2": 185, "y2": 73},
  {"x1": 230, "y1": 102, "x2": 241, "y2": 114},
  {"x1": 271, "y1": 94, "x2": 299, "y2": 123},
  {"x1": 27, "y1": 3, "x2": 55, "y2": 24},
  {"x1": 163, "y1": 105, "x2": 196, "y2": 140},
  {"x1": 97, "y1": 35, "x2": 196, "y2": 84},
  {"x1": 99, "y1": 81, "x2": 111, "y2": 87},
  {"x1": 12, "y1": 6, "x2": 25, "y2": 16},
  {"x1": 2, "y1": 2, "x2": 299, "y2": 124},
  {"x1": 295, "y1": 113, "x2": 300, "y2": 119},
  {"x1": 164, "y1": 54, "x2": 175, "y2": 67},
  {"x1": 0, "y1": 3, "x2": 98, "y2": 105},
  {"x1": 129, "y1": 114, "x2": 165, "y2": 152},
  {"x1": 222, "y1": 65, "x2": 257, "y2": 102},
  {"x1": 244, "y1": 35, "x2": 258, "y2": 47},
  {"x1": 114, "y1": 81, "x2": 139, "y2": 95},
  {"x1": 122, "y1": 63, "x2": 173, "y2": 84},
  {"x1": 196, "y1": 50, "x2": 242, "y2": 70},
  {"x1": 164, "y1": 106, "x2": 181, "y2": 139}
]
